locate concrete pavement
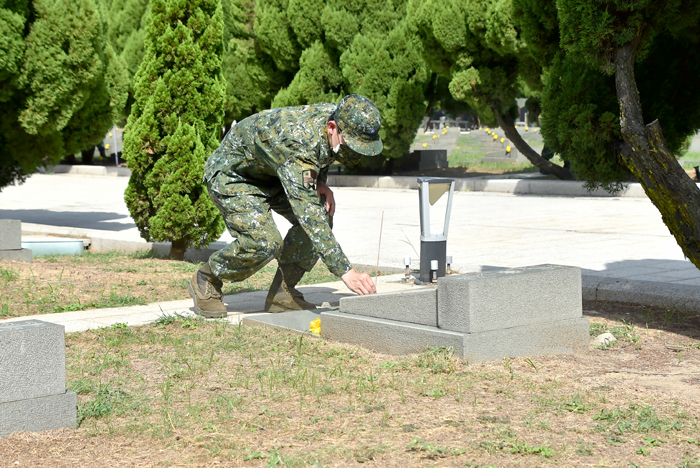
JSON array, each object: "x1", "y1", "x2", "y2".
[{"x1": 2, "y1": 172, "x2": 700, "y2": 332}]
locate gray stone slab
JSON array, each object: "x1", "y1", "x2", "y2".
[
  {"x1": 241, "y1": 309, "x2": 325, "y2": 335},
  {"x1": 0, "y1": 248, "x2": 32, "y2": 262},
  {"x1": 437, "y1": 264, "x2": 582, "y2": 333},
  {"x1": 339, "y1": 288, "x2": 437, "y2": 326},
  {"x1": 320, "y1": 310, "x2": 465, "y2": 357},
  {"x1": 462, "y1": 317, "x2": 590, "y2": 364},
  {"x1": 0, "y1": 219, "x2": 21, "y2": 250},
  {"x1": 0, "y1": 391, "x2": 77, "y2": 437},
  {"x1": 0, "y1": 320, "x2": 66, "y2": 404}
]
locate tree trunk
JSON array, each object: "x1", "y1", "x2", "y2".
[
  {"x1": 495, "y1": 112, "x2": 576, "y2": 180},
  {"x1": 81, "y1": 146, "x2": 95, "y2": 165},
  {"x1": 170, "y1": 239, "x2": 187, "y2": 261},
  {"x1": 614, "y1": 40, "x2": 700, "y2": 269}
]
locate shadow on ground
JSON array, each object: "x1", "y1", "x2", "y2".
[{"x1": 0, "y1": 209, "x2": 135, "y2": 232}]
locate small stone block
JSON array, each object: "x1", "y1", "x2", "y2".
[
  {"x1": 339, "y1": 288, "x2": 437, "y2": 326},
  {"x1": 0, "y1": 248, "x2": 32, "y2": 262},
  {"x1": 320, "y1": 310, "x2": 464, "y2": 357},
  {"x1": 462, "y1": 317, "x2": 590, "y2": 363},
  {"x1": 0, "y1": 391, "x2": 77, "y2": 438},
  {"x1": 0, "y1": 320, "x2": 66, "y2": 404},
  {"x1": 0, "y1": 219, "x2": 21, "y2": 250},
  {"x1": 437, "y1": 264, "x2": 582, "y2": 333}
]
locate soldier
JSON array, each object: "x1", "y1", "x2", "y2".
[{"x1": 188, "y1": 94, "x2": 382, "y2": 318}]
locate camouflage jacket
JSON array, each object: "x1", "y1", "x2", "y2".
[{"x1": 204, "y1": 103, "x2": 352, "y2": 277}]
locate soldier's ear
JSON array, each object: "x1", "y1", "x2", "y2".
[{"x1": 327, "y1": 120, "x2": 338, "y2": 134}]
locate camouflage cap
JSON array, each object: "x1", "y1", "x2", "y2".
[{"x1": 334, "y1": 94, "x2": 383, "y2": 156}]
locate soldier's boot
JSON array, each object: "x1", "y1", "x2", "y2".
[
  {"x1": 264, "y1": 263, "x2": 317, "y2": 313},
  {"x1": 188, "y1": 263, "x2": 228, "y2": 318}
]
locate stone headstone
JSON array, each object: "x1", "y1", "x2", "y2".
[
  {"x1": 0, "y1": 219, "x2": 21, "y2": 250},
  {"x1": 416, "y1": 150, "x2": 448, "y2": 170},
  {"x1": 0, "y1": 320, "x2": 77, "y2": 437},
  {"x1": 0, "y1": 219, "x2": 32, "y2": 262},
  {"x1": 437, "y1": 265, "x2": 582, "y2": 333}
]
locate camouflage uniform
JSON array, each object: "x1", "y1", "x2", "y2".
[{"x1": 203, "y1": 103, "x2": 350, "y2": 280}]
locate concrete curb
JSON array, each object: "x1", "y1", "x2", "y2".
[
  {"x1": 39, "y1": 166, "x2": 682, "y2": 198},
  {"x1": 46, "y1": 165, "x2": 131, "y2": 177},
  {"x1": 582, "y1": 275, "x2": 700, "y2": 312},
  {"x1": 326, "y1": 175, "x2": 659, "y2": 198}
]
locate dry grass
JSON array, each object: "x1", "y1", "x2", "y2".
[
  {"x1": 1, "y1": 300, "x2": 699, "y2": 467},
  {"x1": 0, "y1": 252, "x2": 350, "y2": 318}
]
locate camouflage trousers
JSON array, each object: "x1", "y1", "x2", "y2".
[{"x1": 206, "y1": 180, "x2": 332, "y2": 282}]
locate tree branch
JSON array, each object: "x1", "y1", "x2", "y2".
[{"x1": 495, "y1": 112, "x2": 576, "y2": 180}]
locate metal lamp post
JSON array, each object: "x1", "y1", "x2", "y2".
[{"x1": 417, "y1": 177, "x2": 455, "y2": 283}]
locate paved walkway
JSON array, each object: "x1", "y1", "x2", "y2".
[{"x1": 2, "y1": 172, "x2": 700, "y2": 331}]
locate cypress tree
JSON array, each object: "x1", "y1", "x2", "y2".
[
  {"x1": 221, "y1": 0, "x2": 289, "y2": 124},
  {"x1": 0, "y1": 0, "x2": 128, "y2": 190},
  {"x1": 407, "y1": 0, "x2": 575, "y2": 180},
  {"x1": 123, "y1": 0, "x2": 226, "y2": 260},
  {"x1": 106, "y1": 0, "x2": 151, "y2": 114},
  {"x1": 257, "y1": 0, "x2": 431, "y2": 171}
]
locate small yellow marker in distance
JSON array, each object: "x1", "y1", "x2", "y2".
[
  {"x1": 500, "y1": 137, "x2": 505, "y2": 143},
  {"x1": 493, "y1": 134, "x2": 498, "y2": 140},
  {"x1": 105, "y1": 144, "x2": 110, "y2": 150},
  {"x1": 525, "y1": 127, "x2": 529, "y2": 131},
  {"x1": 506, "y1": 146, "x2": 511, "y2": 153},
  {"x1": 423, "y1": 143, "x2": 428, "y2": 148},
  {"x1": 433, "y1": 135, "x2": 437, "y2": 139}
]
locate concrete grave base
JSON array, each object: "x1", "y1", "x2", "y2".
[
  {"x1": 321, "y1": 311, "x2": 588, "y2": 363},
  {"x1": 0, "y1": 391, "x2": 77, "y2": 437},
  {"x1": 241, "y1": 309, "x2": 325, "y2": 336},
  {"x1": 0, "y1": 248, "x2": 32, "y2": 262},
  {"x1": 243, "y1": 265, "x2": 588, "y2": 364}
]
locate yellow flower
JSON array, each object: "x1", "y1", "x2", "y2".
[
  {"x1": 105, "y1": 144, "x2": 110, "y2": 150},
  {"x1": 500, "y1": 137, "x2": 505, "y2": 143},
  {"x1": 506, "y1": 146, "x2": 511, "y2": 153},
  {"x1": 309, "y1": 318, "x2": 321, "y2": 335},
  {"x1": 432, "y1": 135, "x2": 437, "y2": 139},
  {"x1": 525, "y1": 126, "x2": 529, "y2": 131},
  {"x1": 108, "y1": 132, "x2": 113, "y2": 137},
  {"x1": 446, "y1": 125, "x2": 450, "y2": 129},
  {"x1": 493, "y1": 134, "x2": 498, "y2": 140},
  {"x1": 423, "y1": 143, "x2": 428, "y2": 148}
]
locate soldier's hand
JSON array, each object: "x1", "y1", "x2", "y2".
[
  {"x1": 316, "y1": 180, "x2": 336, "y2": 216},
  {"x1": 341, "y1": 269, "x2": 376, "y2": 295}
]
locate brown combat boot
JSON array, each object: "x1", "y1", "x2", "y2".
[
  {"x1": 188, "y1": 263, "x2": 228, "y2": 318},
  {"x1": 264, "y1": 263, "x2": 317, "y2": 313}
]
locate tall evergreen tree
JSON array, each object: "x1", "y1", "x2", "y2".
[
  {"x1": 0, "y1": 0, "x2": 128, "y2": 190},
  {"x1": 123, "y1": 0, "x2": 226, "y2": 260},
  {"x1": 220, "y1": 0, "x2": 289, "y2": 126},
  {"x1": 252, "y1": 0, "x2": 432, "y2": 171},
  {"x1": 105, "y1": 0, "x2": 151, "y2": 115}
]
